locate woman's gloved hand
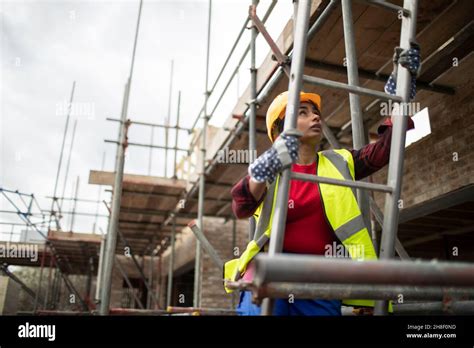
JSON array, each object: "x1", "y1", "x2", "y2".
[
  {"x1": 249, "y1": 131, "x2": 300, "y2": 184},
  {"x1": 384, "y1": 40, "x2": 421, "y2": 100}
]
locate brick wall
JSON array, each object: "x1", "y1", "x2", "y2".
[
  {"x1": 0, "y1": 276, "x2": 20, "y2": 314},
  {"x1": 372, "y1": 82, "x2": 474, "y2": 209},
  {"x1": 199, "y1": 217, "x2": 248, "y2": 309},
  {"x1": 109, "y1": 266, "x2": 125, "y2": 308},
  {"x1": 157, "y1": 217, "x2": 249, "y2": 309}
]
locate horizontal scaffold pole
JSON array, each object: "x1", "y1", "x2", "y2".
[{"x1": 254, "y1": 254, "x2": 474, "y2": 287}]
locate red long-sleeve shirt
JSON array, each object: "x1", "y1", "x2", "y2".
[{"x1": 231, "y1": 117, "x2": 414, "y2": 255}]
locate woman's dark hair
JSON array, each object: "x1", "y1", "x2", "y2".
[{"x1": 277, "y1": 118, "x2": 285, "y2": 134}]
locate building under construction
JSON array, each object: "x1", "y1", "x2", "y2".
[{"x1": 1, "y1": 0, "x2": 474, "y2": 319}]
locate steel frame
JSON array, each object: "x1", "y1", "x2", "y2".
[{"x1": 222, "y1": 0, "x2": 473, "y2": 317}]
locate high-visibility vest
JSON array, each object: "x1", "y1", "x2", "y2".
[{"x1": 224, "y1": 149, "x2": 391, "y2": 310}]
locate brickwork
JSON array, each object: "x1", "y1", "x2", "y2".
[
  {"x1": 199, "y1": 217, "x2": 248, "y2": 309},
  {"x1": 372, "y1": 84, "x2": 474, "y2": 209}
]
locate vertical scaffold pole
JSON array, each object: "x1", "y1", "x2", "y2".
[
  {"x1": 341, "y1": 0, "x2": 372, "y2": 233},
  {"x1": 165, "y1": 60, "x2": 174, "y2": 178},
  {"x1": 375, "y1": 0, "x2": 418, "y2": 315},
  {"x1": 194, "y1": 0, "x2": 212, "y2": 308},
  {"x1": 166, "y1": 216, "x2": 176, "y2": 308},
  {"x1": 49, "y1": 81, "x2": 76, "y2": 231},
  {"x1": 248, "y1": 0, "x2": 258, "y2": 241},
  {"x1": 173, "y1": 91, "x2": 181, "y2": 179},
  {"x1": 59, "y1": 118, "x2": 78, "y2": 213},
  {"x1": 100, "y1": 0, "x2": 143, "y2": 315},
  {"x1": 261, "y1": 0, "x2": 312, "y2": 316},
  {"x1": 95, "y1": 233, "x2": 106, "y2": 303}
]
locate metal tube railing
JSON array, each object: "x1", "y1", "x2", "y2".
[
  {"x1": 303, "y1": 74, "x2": 403, "y2": 101},
  {"x1": 375, "y1": 0, "x2": 419, "y2": 316},
  {"x1": 291, "y1": 172, "x2": 393, "y2": 192},
  {"x1": 173, "y1": 91, "x2": 182, "y2": 178},
  {"x1": 163, "y1": 0, "x2": 339, "y2": 235},
  {"x1": 48, "y1": 81, "x2": 76, "y2": 232},
  {"x1": 100, "y1": 0, "x2": 143, "y2": 315},
  {"x1": 188, "y1": 221, "x2": 224, "y2": 270},
  {"x1": 59, "y1": 118, "x2": 78, "y2": 212},
  {"x1": 193, "y1": 0, "x2": 212, "y2": 309},
  {"x1": 201, "y1": 0, "x2": 348, "y2": 178},
  {"x1": 254, "y1": 254, "x2": 474, "y2": 287},
  {"x1": 341, "y1": 0, "x2": 373, "y2": 240},
  {"x1": 248, "y1": 0, "x2": 258, "y2": 241},
  {"x1": 226, "y1": 280, "x2": 474, "y2": 302},
  {"x1": 261, "y1": 0, "x2": 312, "y2": 316},
  {"x1": 106, "y1": 117, "x2": 192, "y2": 132},
  {"x1": 104, "y1": 140, "x2": 190, "y2": 154},
  {"x1": 189, "y1": 0, "x2": 277, "y2": 139},
  {"x1": 166, "y1": 216, "x2": 176, "y2": 308}
]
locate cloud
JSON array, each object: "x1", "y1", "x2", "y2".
[{"x1": 1, "y1": 0, "x2": 291, "y2": 235}]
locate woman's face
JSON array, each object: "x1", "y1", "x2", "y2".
[
  {"x1": 296, "y1": 101, "x2": 323, "y2": 145},
  {"x1": 275, "y1": 101, "x2": 323, "y2": 145}
]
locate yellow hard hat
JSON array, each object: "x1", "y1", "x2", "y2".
[{"x1": 266, "y1": 91, "x2": 322, "y2": 142}]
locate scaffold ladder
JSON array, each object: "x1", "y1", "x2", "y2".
[{"x1": 255, "y1": 0, "x2": 419, "y2": 316}]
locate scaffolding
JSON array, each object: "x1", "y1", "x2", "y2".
[
  {"x1": 0, "y1": 188, "x2": 91, "y2": 312},
  {"x1": 90, "y1": 0, "x2": 474, "y2": 317},
  {"x1": 97, "y1": 0, "x2": 280, "y2": 314},
  {"x1": 223, "y1": 0, "x2": 474, "y2": 316}
]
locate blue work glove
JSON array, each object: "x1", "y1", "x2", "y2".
[
  {"x1": 384, "y1": 41, "x2": 421, "y2": 100},
  {"x1": 249, "y1": 132, "x2": 300, "y2": 184}
]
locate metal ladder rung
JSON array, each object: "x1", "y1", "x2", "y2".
[
  {"x1": 291, "y1": 172, "x2": 393, "y2": 193},
  {"x1": 302, "y1": 75, "x2": 403, "y2": 102}
]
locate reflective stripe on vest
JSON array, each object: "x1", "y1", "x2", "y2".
[
  {"x1": 317, "y1": 149, "x2": 377, "y2": 261},
  {"x1": 223, "y1": 176, "x2": 279, "y2": 293},
  {"x1": 317, "y1": 150, "x2": 390, "y2": 309}
]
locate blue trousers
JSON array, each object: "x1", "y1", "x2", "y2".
[{"x1": 236, "y1": 291, "x2": 341, "y2": 316}]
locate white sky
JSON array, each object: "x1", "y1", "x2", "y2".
[{"x1": 0, "y1": 0, "x2": 293, "y2": 236}]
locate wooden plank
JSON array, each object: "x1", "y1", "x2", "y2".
[
  {"x1": 88, "y1": 170, "x2": 186, "y2": 190},
  {"x1": 48, "y1": 230, "x2": 101, "y2": 244},
  {"x1": 433, "y1": 51, "x2": 474, "y2": 87},
  {"x1": 119, "y1": 212, "x2": 164, "y2": 224},
  {"x1": 419, "y1": 21, "x2": 474, "y2": 83},
  {"x1": 416, "y1": 0, "x2": 474, "y2": 73},
  {"x1": 120, "y1": 194, "x2": 179, "y2": 211},
  {"x1": 328, "y1": 1, "x2": 474, "y2": 131},
  {"x1": 399, "y1": 185, "x2": 474, "y2": 223},
  {"x1": 320, "y1": 0, "x2": 465, "y2": 128}
]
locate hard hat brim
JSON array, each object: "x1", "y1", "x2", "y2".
[{"x1": 267, "y1": 91, "x2": 322, "y2": 142}]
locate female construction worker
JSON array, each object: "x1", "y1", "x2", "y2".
[{"x1": 224, "y1": 43, "x2": 421, "y2": 316}]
